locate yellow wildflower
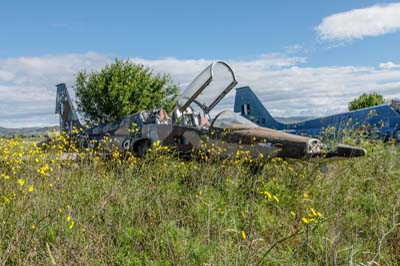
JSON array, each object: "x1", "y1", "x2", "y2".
[
  {"x1": 17, "y1": 179, "x2": 25, "y2": 186},
  {"x1": 69, "y1": 221, "x2": 75, "y2": 229},
  {"x1": 273, "y1": 195, "x2": 279, "y2": 203},
  {"x1": 1, "y1": 174, "x2": 10, "y2": 180},
  {"x1": 241, "y1": 230, "x2": 247, "y2": 240},
  {"x1": 302, "y1": 217, "x2": 316, "y2": 224},
  {"x1": 28, "y1": 185, "x2": 34, "y2": 192},
  {"x1": 310, "y1": 207, "x2": 317, "y2": 216}
]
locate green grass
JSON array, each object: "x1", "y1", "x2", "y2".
[{"x1": 0, "y1": 138, "x2": 399, "y2": 265}]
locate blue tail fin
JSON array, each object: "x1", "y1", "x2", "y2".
[
  {"x1": 55, "y1": 83, "x2": 83, "y2": 135},
  {"x1": 234, "y1": 86, "x2": 284, "y2": 129}
]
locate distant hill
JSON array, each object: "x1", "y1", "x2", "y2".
[
  {"x1": 275, "y1": 116, "x2": 315, "y2": 124},
  {"x1": 0, "y1": 116, "x2": 314, "y2": 138},
  {"x1": 0, "y1": 126, "x2": 58, "y2": 138}
]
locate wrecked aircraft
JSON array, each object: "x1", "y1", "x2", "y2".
[
  {"x1": 234, "y1": 86, "x2": 400, "y2": 142},
  {"x1": 53, "y1": 61, "x2": 366, "y2": 159}
]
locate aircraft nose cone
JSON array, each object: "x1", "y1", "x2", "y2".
[
  {"x1": 335, "y1": 144, "x2": 367, "y2": 157},
  {"x1": 307, "y1": 138, "x2": 324, "y2": 156}
]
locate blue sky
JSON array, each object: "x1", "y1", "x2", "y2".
[{"x1": 1, "y1": 1, "x2": 400, "y2": 127}]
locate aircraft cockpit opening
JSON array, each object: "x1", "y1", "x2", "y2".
[{"x1": 211, "y1": 110, "x2": 259, "y2": 129}]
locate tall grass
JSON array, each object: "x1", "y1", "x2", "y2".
[{"x1": 0, "y1": 137, "x2": 399, "y2": 265}]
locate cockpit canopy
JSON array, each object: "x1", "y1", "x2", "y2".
[
  {"x1": 177, "y1": 61, "x2": 237, "y2": 114},
  {"x1": 211, "y1": 110, "x2": 259, "y2": 129}
]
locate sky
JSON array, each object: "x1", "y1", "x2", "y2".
[{"x1": 0, "y1": 0, "x2": 400, "y2": 127}]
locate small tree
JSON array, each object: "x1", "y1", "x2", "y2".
[
  {"x1": 75, "y1": 59, "x2": 179, "y2": 125},
  {"x1": 348, "y1": 92, "x2": 385, "y2": 111}
]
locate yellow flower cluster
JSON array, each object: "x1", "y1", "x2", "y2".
[
  {"x1": 260, "y1": 191, "x2": 280, "y2": 203},
  {"x1": 66, "y1": 215, "x2": 75, "y2": 229},
  {"x1": 302, "y1": 207, "x2": 323, "y2": 224},
  {"x1": 37, "y1": 164, "x2": 53, "y2": 177},
  {"x1": 1, "y1": 173, "x2": 10, "y2": 180}
]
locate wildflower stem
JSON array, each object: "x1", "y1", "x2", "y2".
[
  {"x1": 256, "y1": 228, "x2": 302, "y2": 266},
  {"x1": 306, "y1": 224, "x2": 309, "y2": 266},
  {"x1": 370, "y1": 222, "x2": 400, "y2": 263},
  {"x1": 46, "y1": 242, "x2": 56, "y2": 265}
]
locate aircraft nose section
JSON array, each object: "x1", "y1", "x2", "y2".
[
  {"x1": 306, "y1": 138, "x2": 324, "y2": 156},
  {"x1": 331, "y1": 144, "x2": 367, "y2": 158}
]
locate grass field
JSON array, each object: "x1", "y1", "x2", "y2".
[{"x1": 0, "y1": 137, "x2": 399, "y2": 265}]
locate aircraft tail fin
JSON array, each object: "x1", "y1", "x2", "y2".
[
  {"x1": 55, "y1": 83, "x2": 82, "y2": 134},
  {"x1": 234, "y1": 86, "x2": 284, "y2": 129}
]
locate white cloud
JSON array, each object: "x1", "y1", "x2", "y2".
[
  {"x1": 0, "y1": 52, "x2": 110, "y2": 86},
  {"x1": 285, "y1": 44, "x2": 307, "y2": 54},
  {"x1": 316, "y1": 3, "x2": 400, "y2": 41},
  {"x1": 0, "y1": 52, "x2": 400, "y2": 128},
  {"x1": 0, "y1": 52, "x2": 111, "y2": 127},
  {"x1": 0, "y1": 70, "x2": 15, "y2": 81},
  {"x1": 240, "y1": 65, "x2": 400, "y2": 118},
  {"x1": 379, "y1": 61, "x2": 400, "y2": 69}
]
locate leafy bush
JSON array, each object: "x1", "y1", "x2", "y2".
[
  {"x1": 348, "y1": 92, "x2": 385, "y2": 111},
  {"x1": 75, "y1": 59, "x2": 179, "y2": 125}
]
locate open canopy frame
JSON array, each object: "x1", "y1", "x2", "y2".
[{"x1": 177, "y1": 61, "x2": 237, "y2": 114}]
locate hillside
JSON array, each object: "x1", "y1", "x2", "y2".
[
  {"x1": 275, "y1": 116, "x2": 315, "y2": 124},
  {"x1": 0, "y1": 126, "x2": 58, "y2": 138},
  {"x1": 0, "y1": 116, "x2": 313, "y2": 138}
]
